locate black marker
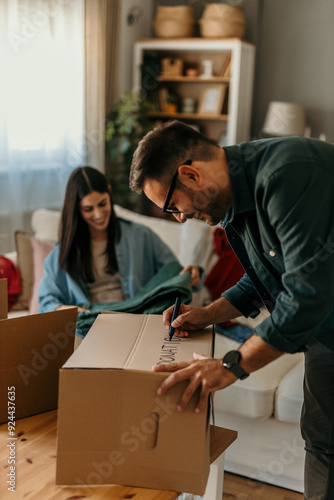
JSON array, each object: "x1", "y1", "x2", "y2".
[{"x1": 169, "y1": 297, "x2": 181, "y2": 341}]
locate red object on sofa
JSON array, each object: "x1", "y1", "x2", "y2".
[
  {"x1": 204, "y1": 228, "x2": 245, "y2": 327},
  {"x1": 0, "y1": 255, "x2": 22, "y2": 309}
]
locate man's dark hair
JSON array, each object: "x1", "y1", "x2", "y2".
[{"x1": 129, "y1": 120, "x2": 219, "y2": 194}]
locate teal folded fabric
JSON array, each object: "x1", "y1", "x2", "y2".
[{"x1": 76, "y1": 261, "x2": 192, "y2": 338}]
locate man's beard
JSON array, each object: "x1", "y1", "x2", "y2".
[{"x1": 183, "y1": 186, "x2": 231, "y2": 226}]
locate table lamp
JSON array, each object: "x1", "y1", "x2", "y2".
[{"x1": 262, "y1": 101, "x2": 306, "y2": 137}]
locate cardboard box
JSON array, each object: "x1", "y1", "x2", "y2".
[
  {"x1": 0, "y1": 279, "x2": 77, "y2": 423},
  {"x1": 56, "y1": 312, "x2": 214, "y2": 494}
]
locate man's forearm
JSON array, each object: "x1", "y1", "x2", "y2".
[
  {"x1": 238, "y1": 334, "x2": 284, "y2": 373},
  {"x1": 205, "y1": 297, "x2": 243, "y2": 325},
  {"x1": 205, "y1": 298, "x2": 283, "y2": 372}
]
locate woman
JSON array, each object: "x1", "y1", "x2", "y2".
[{"x1": 38, "y1": 166, "x2": 201, "y2": 315}]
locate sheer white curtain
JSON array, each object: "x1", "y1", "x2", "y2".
[
  {"x1": 84, "y1": 0, "x2": 119, "y2": 173},
  {"x1": 0, "y1": 0, "x2": 85, "y2": 252}
]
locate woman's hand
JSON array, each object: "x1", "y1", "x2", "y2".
[
  {"x1": 179, "y1": 265, "x2": 201, "y2": 287},
  {"x1": 56, "y1": 305, "x2": 90, "y2": 313}
]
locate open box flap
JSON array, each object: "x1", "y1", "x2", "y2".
[{"x1": 63, "y1": 313, "x2": 213, "y2": 371}]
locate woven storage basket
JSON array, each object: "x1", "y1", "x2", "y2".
[
  {"x1": 199, "y1": 3, "x2": 246, "y2": 38},
  {"x1": 154, "y1": 5, "x2": 195, "y2": 38}
]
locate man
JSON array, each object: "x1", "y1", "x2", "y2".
[{"x1": 129, "y1": 120, "x2": 334, "y2": 500}]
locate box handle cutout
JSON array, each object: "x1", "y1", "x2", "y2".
[{"x1": 145, "y1": 412, "x2": 159, "y2": 450}]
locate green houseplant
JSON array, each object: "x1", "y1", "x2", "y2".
[{"x1": 105, "y1": 90, "x2": 154, "y2": 210}]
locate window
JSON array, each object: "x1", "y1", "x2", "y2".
[{"x1": 0, "y1": 0, "x2": 85, "y2": 252}]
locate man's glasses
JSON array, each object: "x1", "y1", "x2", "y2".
[{"x1": 162, "y1": 160, "x2": 192, "y2": 213}]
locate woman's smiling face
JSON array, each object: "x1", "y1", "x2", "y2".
[{"x1": 79, "y1": 191, "x2": 111, "y2": 239}]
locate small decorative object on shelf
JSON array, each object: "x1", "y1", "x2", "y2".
[
  {"x1": 200, "y1": 59, "x2": 214, "y2": 78},
  {"x1": 182, "y1": 97, "x2": 197, "y2": 114},
  {"x1": 158, "y1": 87, "x2": 180, "y2": 113},
  {"x1": 166, "y1": 89, "x2": 180, "y2": 113},
  {"x1": 161, "y1": 57, "x2": 183, "y2": 77},
  {"x1": 185, "y1": 67, "x2": 199, "y2": 77},
  {"x1": 166, "y1": 102, "x2": 178, "y2": 114}
]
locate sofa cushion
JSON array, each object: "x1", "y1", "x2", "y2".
[
  {"x1": 213, "y1": 333, "x2": 304, "y2": 419},
  {"x1": 31, "y1": 208, "x2": 60, "y2": 243},
  {"x1": 11, "y1": 231, "x2": 34, "y2": 311},
  {"x1": 177, "y1": 217, "x2": 216, "y2": 270},
  {"x1": 11, "y1": 230, "x2": 55, "y2": 313},
  {"x1": 114, "y1": 204, "x2": 215, "y2": 268},
  {"x1": 275, "y1": 359, "x2": 304, "y2": 424},
  {"x1": 115, "y1": 205, "x2": 181, "y2": 253},
  {"x1": 29, "y1": 237, "x2": 54, "y2": 314}
]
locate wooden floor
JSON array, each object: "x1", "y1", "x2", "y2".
[{"x1": 223, "y1": 472, "x2": 303, "y2": 500}]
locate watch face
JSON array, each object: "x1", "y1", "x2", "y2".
[
  {"x1": 223, "y1": 350, "x2": 240, "y2": 365},
  {"x1": 223, "y1": 350, "x2": 249, "y2": 379}
]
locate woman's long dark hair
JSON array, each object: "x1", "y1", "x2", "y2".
[{"x1": 58, "y1": 166, "x2": 120, "y2": 284}]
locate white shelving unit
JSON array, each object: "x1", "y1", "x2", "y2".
[{"x1": 133, "y1": 38, "x2": 255, "y2": 146}]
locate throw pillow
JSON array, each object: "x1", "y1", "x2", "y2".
[
  {"x1": 29, "y1": 237, "x2": 54, "y2": 314},
  {"x1": 11, "y1": 231, "x2": 34, "y2": 311},
  {"x1": 31, "y1": 208, "x2": 60, "y2": 243}
]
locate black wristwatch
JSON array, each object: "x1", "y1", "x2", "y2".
[{"x1": 222, "y1": 350, "x2": 249, "y2": 380}]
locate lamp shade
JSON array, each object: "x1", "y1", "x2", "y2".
[{"x1": 263, "y1": 101, "x2": 306, "y2": 136}]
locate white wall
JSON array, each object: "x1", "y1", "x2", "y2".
[
  {"x1": 250, "y1": 0, "x2": 334, "y2": 142},
  {"x1": 116, "y1": 0, "x2": 154, "y2": 98}
]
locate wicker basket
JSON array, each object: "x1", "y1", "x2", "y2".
[
  {"x1": 154, "y1": 5, "x2": 195, "y2": 38},
  {"x1": 199, "y1": 3, "x2": 246, "y2": 39}
]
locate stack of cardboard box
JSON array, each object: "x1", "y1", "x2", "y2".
[
  {"x1": 1, "y1": 278, "x2": 214, "y2": 494},
  {"x1": 0, "y1": 278, "x2": 77, "y2": 424}
]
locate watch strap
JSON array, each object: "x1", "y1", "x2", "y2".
[
  {"x1": 229, "y1": 363, "x2": 249, "y2": 380},
  {"x1": 223, "y1": 350, "x2": 249, "y2": 380}
]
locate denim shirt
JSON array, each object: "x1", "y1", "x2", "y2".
[
  {"x1": 221, "y1": 137, "x2": 334, "y2": 353},
  {"x1": 38, "y1": 218, "x2": 179, "y2": 313}
]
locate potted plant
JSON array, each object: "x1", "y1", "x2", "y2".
[{"x1": 105, "y1": 90, "x2": 154, "y2": 210}]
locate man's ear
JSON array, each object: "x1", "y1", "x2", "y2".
[{"x1": 178, "y1": 163, "x2": 204, "y2": 187}]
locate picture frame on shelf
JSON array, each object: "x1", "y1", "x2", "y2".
[{"x1": 197, "y1": 84, "x2": 227, "y2": 115}]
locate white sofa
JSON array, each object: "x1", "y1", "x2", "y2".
[{"x1": 6, "y1": 206, "x2": 305, "y2": 493}]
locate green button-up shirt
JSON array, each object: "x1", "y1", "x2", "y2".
[{"x1": 221, "y1": 136, "x2": 334, "y2": 353}]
